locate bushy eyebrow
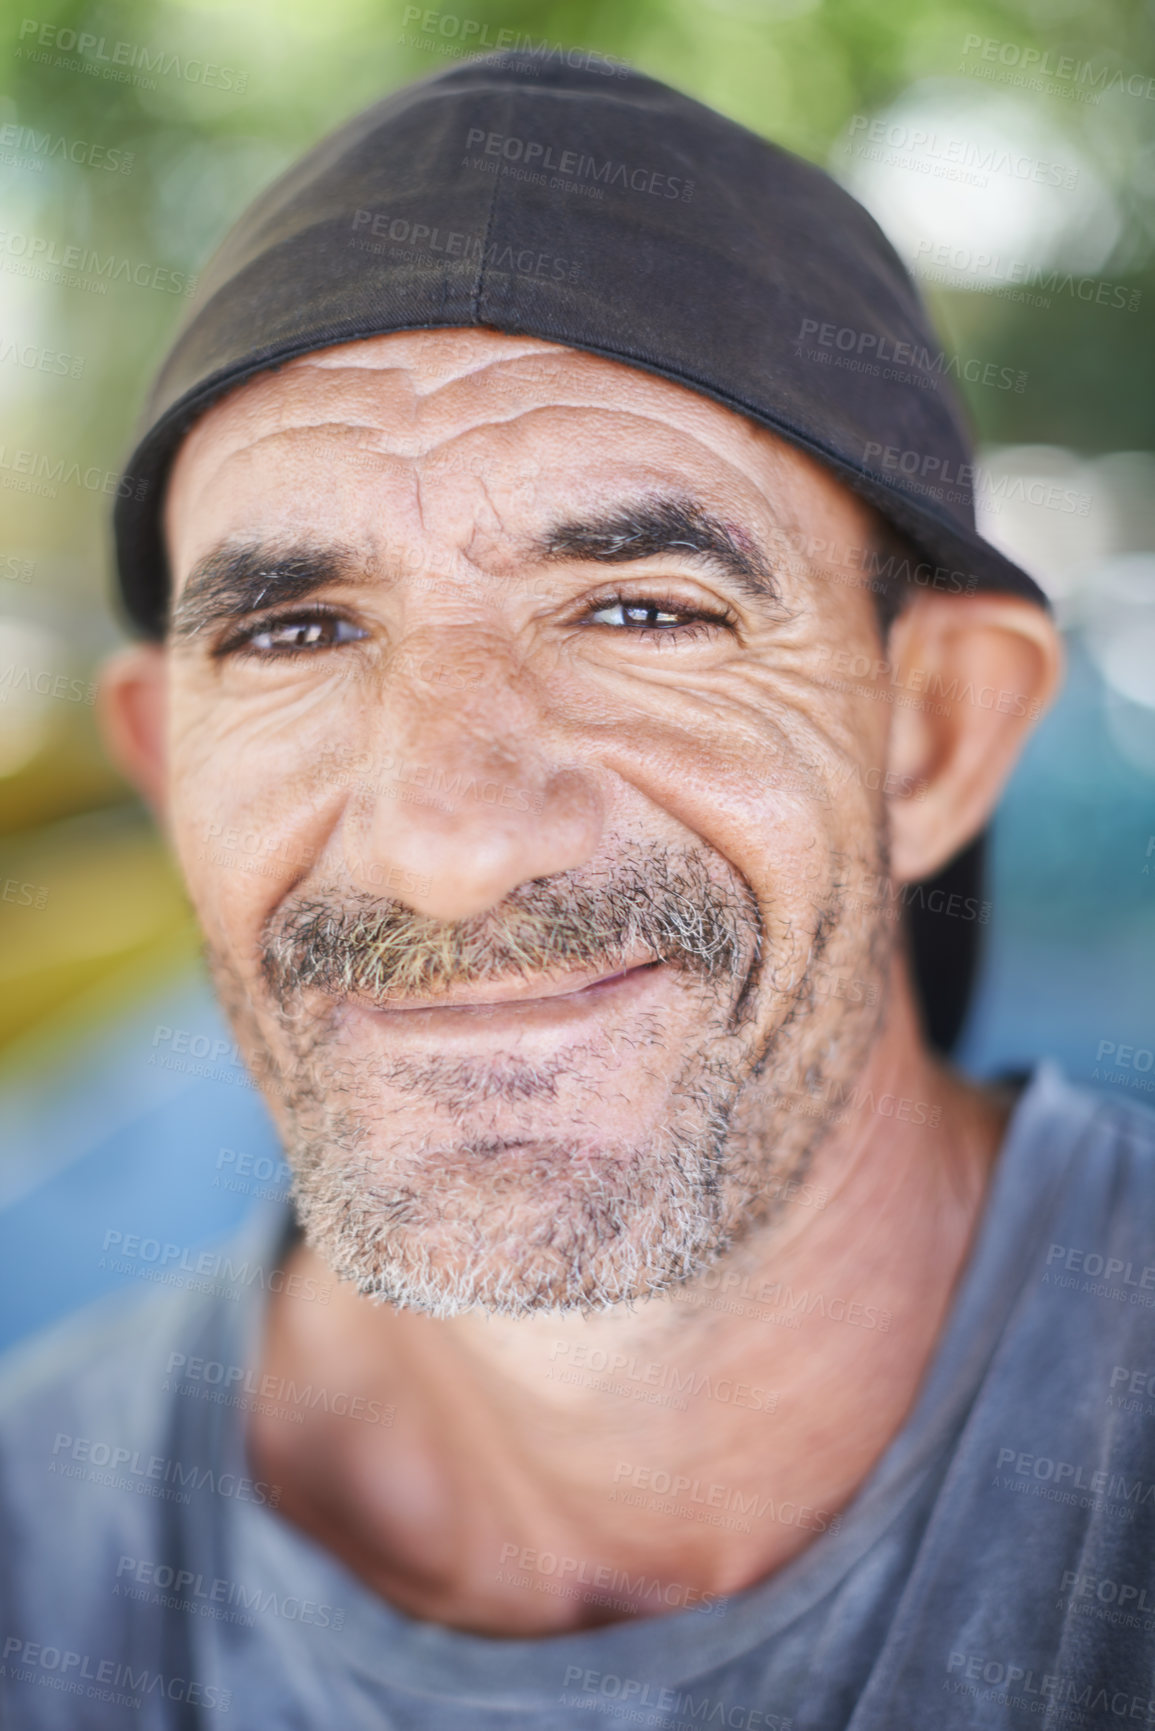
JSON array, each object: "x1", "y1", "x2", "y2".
[
  {"x1": 167, "y1": 494, "x2": 779, "y2": 643},
  {"x1": 537, "y1": 494, "x2": 780, "y2": 605},
  {"x1": 168, "y1": 545, "x2": 362, "y2": 644}
]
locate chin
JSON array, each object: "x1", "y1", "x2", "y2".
[{"x1": 288, "y1": 1113, "x2": 766, "y2": 1317}]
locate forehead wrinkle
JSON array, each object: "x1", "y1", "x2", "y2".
[
  {"x1": 168, "y1": 448, "x2": 418, "y2": 601},
  {"x1": 182, "y1": 403, "x2": 748, "y2": 535},
  {"x1": 286, "y1": 333, "x2": 765, "y2": 437},
  {"x1": 212, "y1": 353, "x2": 771, "y2": 454},
  {"x1": 169, "y1": 360, "x2": 841, "y2": 587},
  {"x1": 339, "y1": 413, "x2": 803, "y2": 576},
  {"x1": 183, "y1": 338, "x2": 798, "y2": 489},
  {"x1": 291, "y1": 334, "x2": 561, "y2": 396},
  {"x1": 170, "y1": 418, "x2": 490, "y2": 554}
]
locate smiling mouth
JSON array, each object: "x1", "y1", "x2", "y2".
[{"x1": 354, "y1": 959, "x2": 667, "y2": 1016}]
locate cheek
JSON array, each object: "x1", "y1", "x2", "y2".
[
  {"x1": 587, "y1": 688, "x2": 881, "y2": 901},
  {"x1": 164, "y1": 670, "x2": 361, "y2": 947},
  {"x1": 589, "y1": 689, "x2": 887, "y2": 1034}
]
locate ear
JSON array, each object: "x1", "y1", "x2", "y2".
[
  {"x1": 97, "y1": 644, "x2": 169, "y2": 823},
  {"x1": 883, "y1": 592, "x2": 1063, "y2": 884}
]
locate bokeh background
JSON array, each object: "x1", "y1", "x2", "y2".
[{"x1": 0, "y1": 0, "x2": 1152, "y2": 1344}]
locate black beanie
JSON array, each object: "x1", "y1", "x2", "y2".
[{"x1": 113, "y1": 49, "x2": 1047, "y2": 638}]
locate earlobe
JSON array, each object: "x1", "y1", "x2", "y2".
[
  {"x1": 97, "y1": 644, "x2": 170, "y2": 821},
  {"x1": 883, "y1": 592, "x2": 1063, "y2": 885}
]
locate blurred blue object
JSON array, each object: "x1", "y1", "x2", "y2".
[
  {"x1": 0, "y1": 972, "x2": 282, "y2": 1358},
  {"x1": 958, "y1": 637, "x2": 1155, "y2": 1090}
]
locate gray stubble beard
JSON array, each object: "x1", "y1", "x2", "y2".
[{"x1": 207, "y1": 839, "x2": 893, "y2": 1318}]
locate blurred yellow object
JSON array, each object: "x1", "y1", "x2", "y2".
[{"x1": 0, "y1": 805, "x2": 199, "y2": 1050}]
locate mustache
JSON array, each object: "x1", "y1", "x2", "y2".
[{"x1": 259, "y1": 847, "x2": 761, "y2": 1005}]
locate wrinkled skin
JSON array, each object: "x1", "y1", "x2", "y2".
[
  {"x1": 102, "y1": 328, "x2": 1061, "y2": 1630},
  {"x1": 158, "y1": 332, "x2": 902, "y2": 1314}
]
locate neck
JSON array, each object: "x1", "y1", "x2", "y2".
[{"x1": 248, "y1": 961, "x2": 1010, "y2": 1635}]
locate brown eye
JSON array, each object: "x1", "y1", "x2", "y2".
[
  {"x1": 591, "y1": 601, "x2": 688, "y2": 628},
  {"x1": 587, "y1": 597, "x2": 733, "y2": 634},
  {"x1": 226, "y1": 613, "x2": 367, "y2": 657}
]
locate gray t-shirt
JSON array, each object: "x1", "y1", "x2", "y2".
[{"x1": 1, "y1": 1063, "x2": 1155, "y2": 1730}]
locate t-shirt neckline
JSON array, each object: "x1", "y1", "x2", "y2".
[{"x1": 224, "y1": 1062, "x2": 1097, "y2": 1705}]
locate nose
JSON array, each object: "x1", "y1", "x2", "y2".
[{"x1": 338, "y1": 631, "x2": 606, "y2": 922}]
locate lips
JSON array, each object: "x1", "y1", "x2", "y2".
[{"x1": 352, "y1": 958, "x2": 665, "y2": 1015}]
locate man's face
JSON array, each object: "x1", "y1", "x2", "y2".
[{"x1": 161, "y1": 329, "x2": 896, "y2": 1316}]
